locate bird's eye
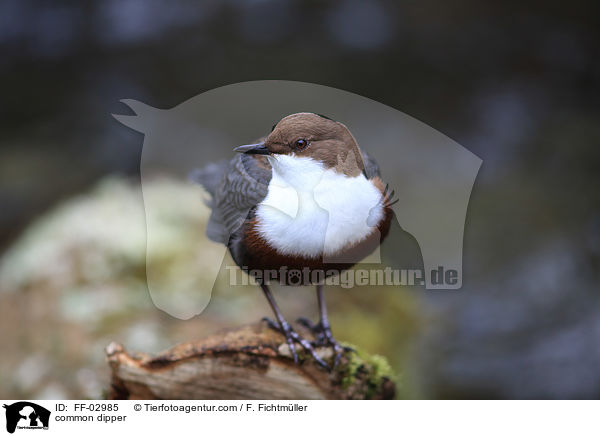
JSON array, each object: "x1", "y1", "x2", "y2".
[{"x1": 294, "y1": 139, "x2": 309, "y2": 150}]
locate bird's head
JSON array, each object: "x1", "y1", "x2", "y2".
[{"x1": 234, "y1": 113, "x2": 365, "y2": 180}]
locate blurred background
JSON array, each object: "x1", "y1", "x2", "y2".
[{"x1": 0, "y1": 0, "x2": 599, "y2": 399}]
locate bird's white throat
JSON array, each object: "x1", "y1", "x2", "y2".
[{"x1": 256, "y1": 155, "x2": 384, "y2": 258}]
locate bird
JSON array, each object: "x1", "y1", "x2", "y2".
[{"x1": 192, "y1": 112, "x2": 395, "y2": 369}]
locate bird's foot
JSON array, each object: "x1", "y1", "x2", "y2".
[
  {"x1": 262, "y1": 317, "x2": 330, "y2": 370},
  {"x1": 296, "y1": 317, "x2": 352, "y2": 368}
]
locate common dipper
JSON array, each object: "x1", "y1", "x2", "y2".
[{"x1": 193, "y1": 113, "x2": 395, "y2": 369}]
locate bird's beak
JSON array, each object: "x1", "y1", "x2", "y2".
[{"x1": 234, "y1": 142, "x2": 270, "y2": 155}]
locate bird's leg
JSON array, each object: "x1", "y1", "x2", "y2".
[
  {"x1": 315, "y1": 283, "x2": 345, "y2": 368},
  {"x1": 259, "y1": 283, "x2": 298, "y2": 364},
  {"x1": 296, "y1": 317, "x2": 326, "y2": 343},
  {"x1": 260, "y1": 283, "x2": 329, "y2": 369},
  {"x1": 297, "y1": 284, "x2": 347, "y2": 367}
]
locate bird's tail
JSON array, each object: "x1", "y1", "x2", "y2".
[{"x1": 188, "y1": 160, "x2": 229, "y2": 199}]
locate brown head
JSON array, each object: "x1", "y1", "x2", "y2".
[{"x1": 235, "y1": 113, "x2": 364, "y2": 177}]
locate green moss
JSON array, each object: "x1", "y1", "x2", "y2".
[
  {"x1": 340, "y1": 348, "x2": 363, "y2": 389},
  {"x1": 364, "y1": 354, "x2": 396, "y2": 399},
  {"x1": 339, "y1": 342, "x2": 398, "y2": 398},
  {"x1": 367, "y1": 354, "x2": 394, "y2": 385}
]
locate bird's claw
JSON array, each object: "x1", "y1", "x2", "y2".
[
  {"x1": 324, "y1": 332, "x2": 345, "y2": 369},
  {"x1": 296, "y1": 316, "x2": 319, "y2": 330},
  {"x1": 262, "y1": 317, "x2": 330, "y2": 370},
  {"x1": 295, "y1": 317, "x2": 349, "y2": 368}
]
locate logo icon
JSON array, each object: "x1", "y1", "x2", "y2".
[{"x1": 2, "y1": 402, "x2": 50, "y2": 434}]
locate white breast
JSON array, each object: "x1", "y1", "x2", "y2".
[{"x1": 255, "y1": 155, "x2": 384, "y2": 258}]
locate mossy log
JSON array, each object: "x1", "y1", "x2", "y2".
[{"x1": 106, "y1": 321, "x2": 395, "y2": 400}]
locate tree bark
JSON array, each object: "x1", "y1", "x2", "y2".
[{"x1": 106, "y1": 321, "x2": 395, "y2": 400}]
